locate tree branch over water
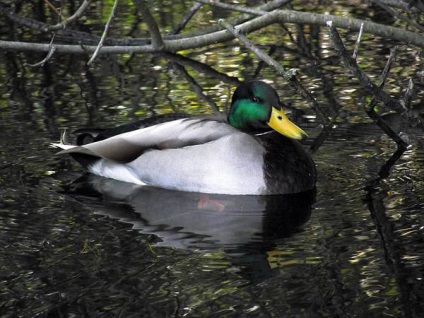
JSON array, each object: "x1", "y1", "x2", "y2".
[
  {"x1": 47, "y1": 0, "x2": 90, "y2": 32},
  {"x1": 327, "y1": 21, "x2": 423, "y2": 130},
  {"x1": 1, "y1": 0, "x2": 422, "y2": 140},
  {"x1": 133, "y1": 0, "x2": 164, "y2": 50},
  {"x1": 1, "y1": 4, "x2": 424, "y2": 54},
  {"x1": 87, "y1": 0, "x2": 119, "y2": 65}
]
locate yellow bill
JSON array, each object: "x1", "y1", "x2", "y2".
[{"x1": 267, "y1": 107, "x2": 307, "y2": 140}]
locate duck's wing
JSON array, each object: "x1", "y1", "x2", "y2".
[
  {"x1": 55, "y1": 115, "x2": 236, "y2": 163},
  {"x1": 74, "y1": 113, "x2": 190, "y2": 145}
]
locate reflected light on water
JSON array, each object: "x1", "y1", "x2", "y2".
[{"x1": 0, "y1": 0, "x2": 423, "y2": 316}]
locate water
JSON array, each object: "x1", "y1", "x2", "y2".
[{"x1": 1, "y1": 1, "x2": 424, "y2": 317}]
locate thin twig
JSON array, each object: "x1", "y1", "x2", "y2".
[
  {"x1": 379, "y1": 47, "x2": 398, "y2": 87},
  {"x1": 44, "y1": 0, "x2": 62, "y2": 18},
  {"x1": 401, "y1": 78, "x2": 414, "y2": 110},
  {"x1": 28, "y1": 34, "x2": 56, "y2": 67},
  {"x1": 47, "y1": 0, "x2": 90, "y2": 31},
  {"x1": 219, "y1": 19, "x2": 330, "y2": 126},
  {"x1": 329, "y1": 24, "x2": 409, "y2": 148},
  {"x1": 173, "y1": 63, "x2": 220, "y2": 113},
  {"x1": 371, "y1": 0, "x2": 424, "y2": 32},
  {"x1": 253, "y1": 45, "x2": 276, "y2": 78},
  {"x1": 219, "y1": 19, "x2": 295, "y2": 80},
  {"x1": 170, "y1": 2, "x2": 203, "y2": 35},
  {"x1": 367, "y1": 108, "x2": 408, "y2": 148},
  {"x1": 367, "y1": 46, "x2": 398, "y2": 112},
  {"x1": 27, "y1": 0, "x2": 65, "y2": 66},
  {"x1": 87, "y1": 0, "x2": 119, "y2": 65},
  {"x1": 352, "y1": 22, "x2": 364, "y2": 60},
  {"x1": 158, "y1": 52, "x2": 241, "y2": 86},
  {"x1": 366, "y1": 47, "x2": 410, "y2": 148},
  {"x1": 326, "y1": 20, "x2": 423, "y2": 129},
  {"x1": 133, "y1": 0, "x2": 164, "y2": 50},
  {"x1": 370, "y1": 0, "x2": 423, "y2": 12},
  {"x1": 196, "y1": 0, "x2": 268, "y2": 15}
]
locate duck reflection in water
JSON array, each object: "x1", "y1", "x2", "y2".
[{"x1": 66, "y1": 175, "x2": 316, "y2": 280}]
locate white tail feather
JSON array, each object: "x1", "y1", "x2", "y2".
[{"x1": 50, "y1": 129, "x2": 76, "y2": 150}]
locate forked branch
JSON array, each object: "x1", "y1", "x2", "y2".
[{"x1": 326, "y1": 21, "x2": 423, "y2": 133}]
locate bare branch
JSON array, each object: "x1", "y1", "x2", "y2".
[
  {"x1": 28, "y1": 35, "x2": 57, "y2": 67},
  {"x1": 371, "y1": 0, "x2": 424, "y2": 32},
  {"x1": 195, "y1": 0, "x2": 268, "y2": 15},
  {"x1": 0, "y1": 0, "x2": 288, "y2": 45},
  {"x1": 367, "y1": 47, "x2": 398, "y2": 112},
  {"x1": 352, "y1": 23, "x2": 364, "y2": 60},
  {"x1": 2, "y1": 9, "x2": 424, "y2": 55},
  {"x1": 371, "y1": 0, "x2": 424, "y2": 12},
  {"x1": 158, "y1": 53, "x2": 241, "y2": 86},
  {"x1": 219, "y1": 19, "x2": 295, "y2": 80},
  {"x1": 362, "y1": 47, "x2": 408, "y2": 149},
  {"x1": 401, "y1": 78, "x2": 414, "y2": 109},
  {"x1": 379, "y1": 47, "x2": 398, "y2": 90},
  {"x1": 48, "y1": 0, "x2": 90, "y2": 31},
  {"x1": 170, "y1": 2, "x2": 203, "y2": 35},
  {"x1": 87, "y1": 0, "x2": 119, "y2": 65},
  {"x1": 326, "y1": 20, "x2": 423, "y2": 131},
  {"x1": 172, "y1": 63, "x2": 220, "y2": 113},
  {"x1": 44, "y1": 0, "x2": 62, "y2": 18},
  {"x1": 133, "y1": 0, "x2": 164, "y2": 50},
  {"x1": 367, "y1": 105, "x2": 409, "y2": 148}
]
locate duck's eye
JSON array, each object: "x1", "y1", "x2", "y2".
[{"x1": 251, "y1": 96, "x2": 260, "y2": 103}]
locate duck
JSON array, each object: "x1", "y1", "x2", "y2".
[{"x1": 53, "y1": 81, "x2": 316, "y2": 195}]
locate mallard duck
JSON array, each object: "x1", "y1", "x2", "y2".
[{"x1": 53, "y1": 81, "x2": 316, "y2": 195}]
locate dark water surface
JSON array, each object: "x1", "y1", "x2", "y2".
[{"x1": 1, "y1": 1, "x2": 424, "y2": 317}]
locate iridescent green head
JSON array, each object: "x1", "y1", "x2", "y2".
[{"x1": 228, "y1": 81, "x2": 307, "y2": 140}]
